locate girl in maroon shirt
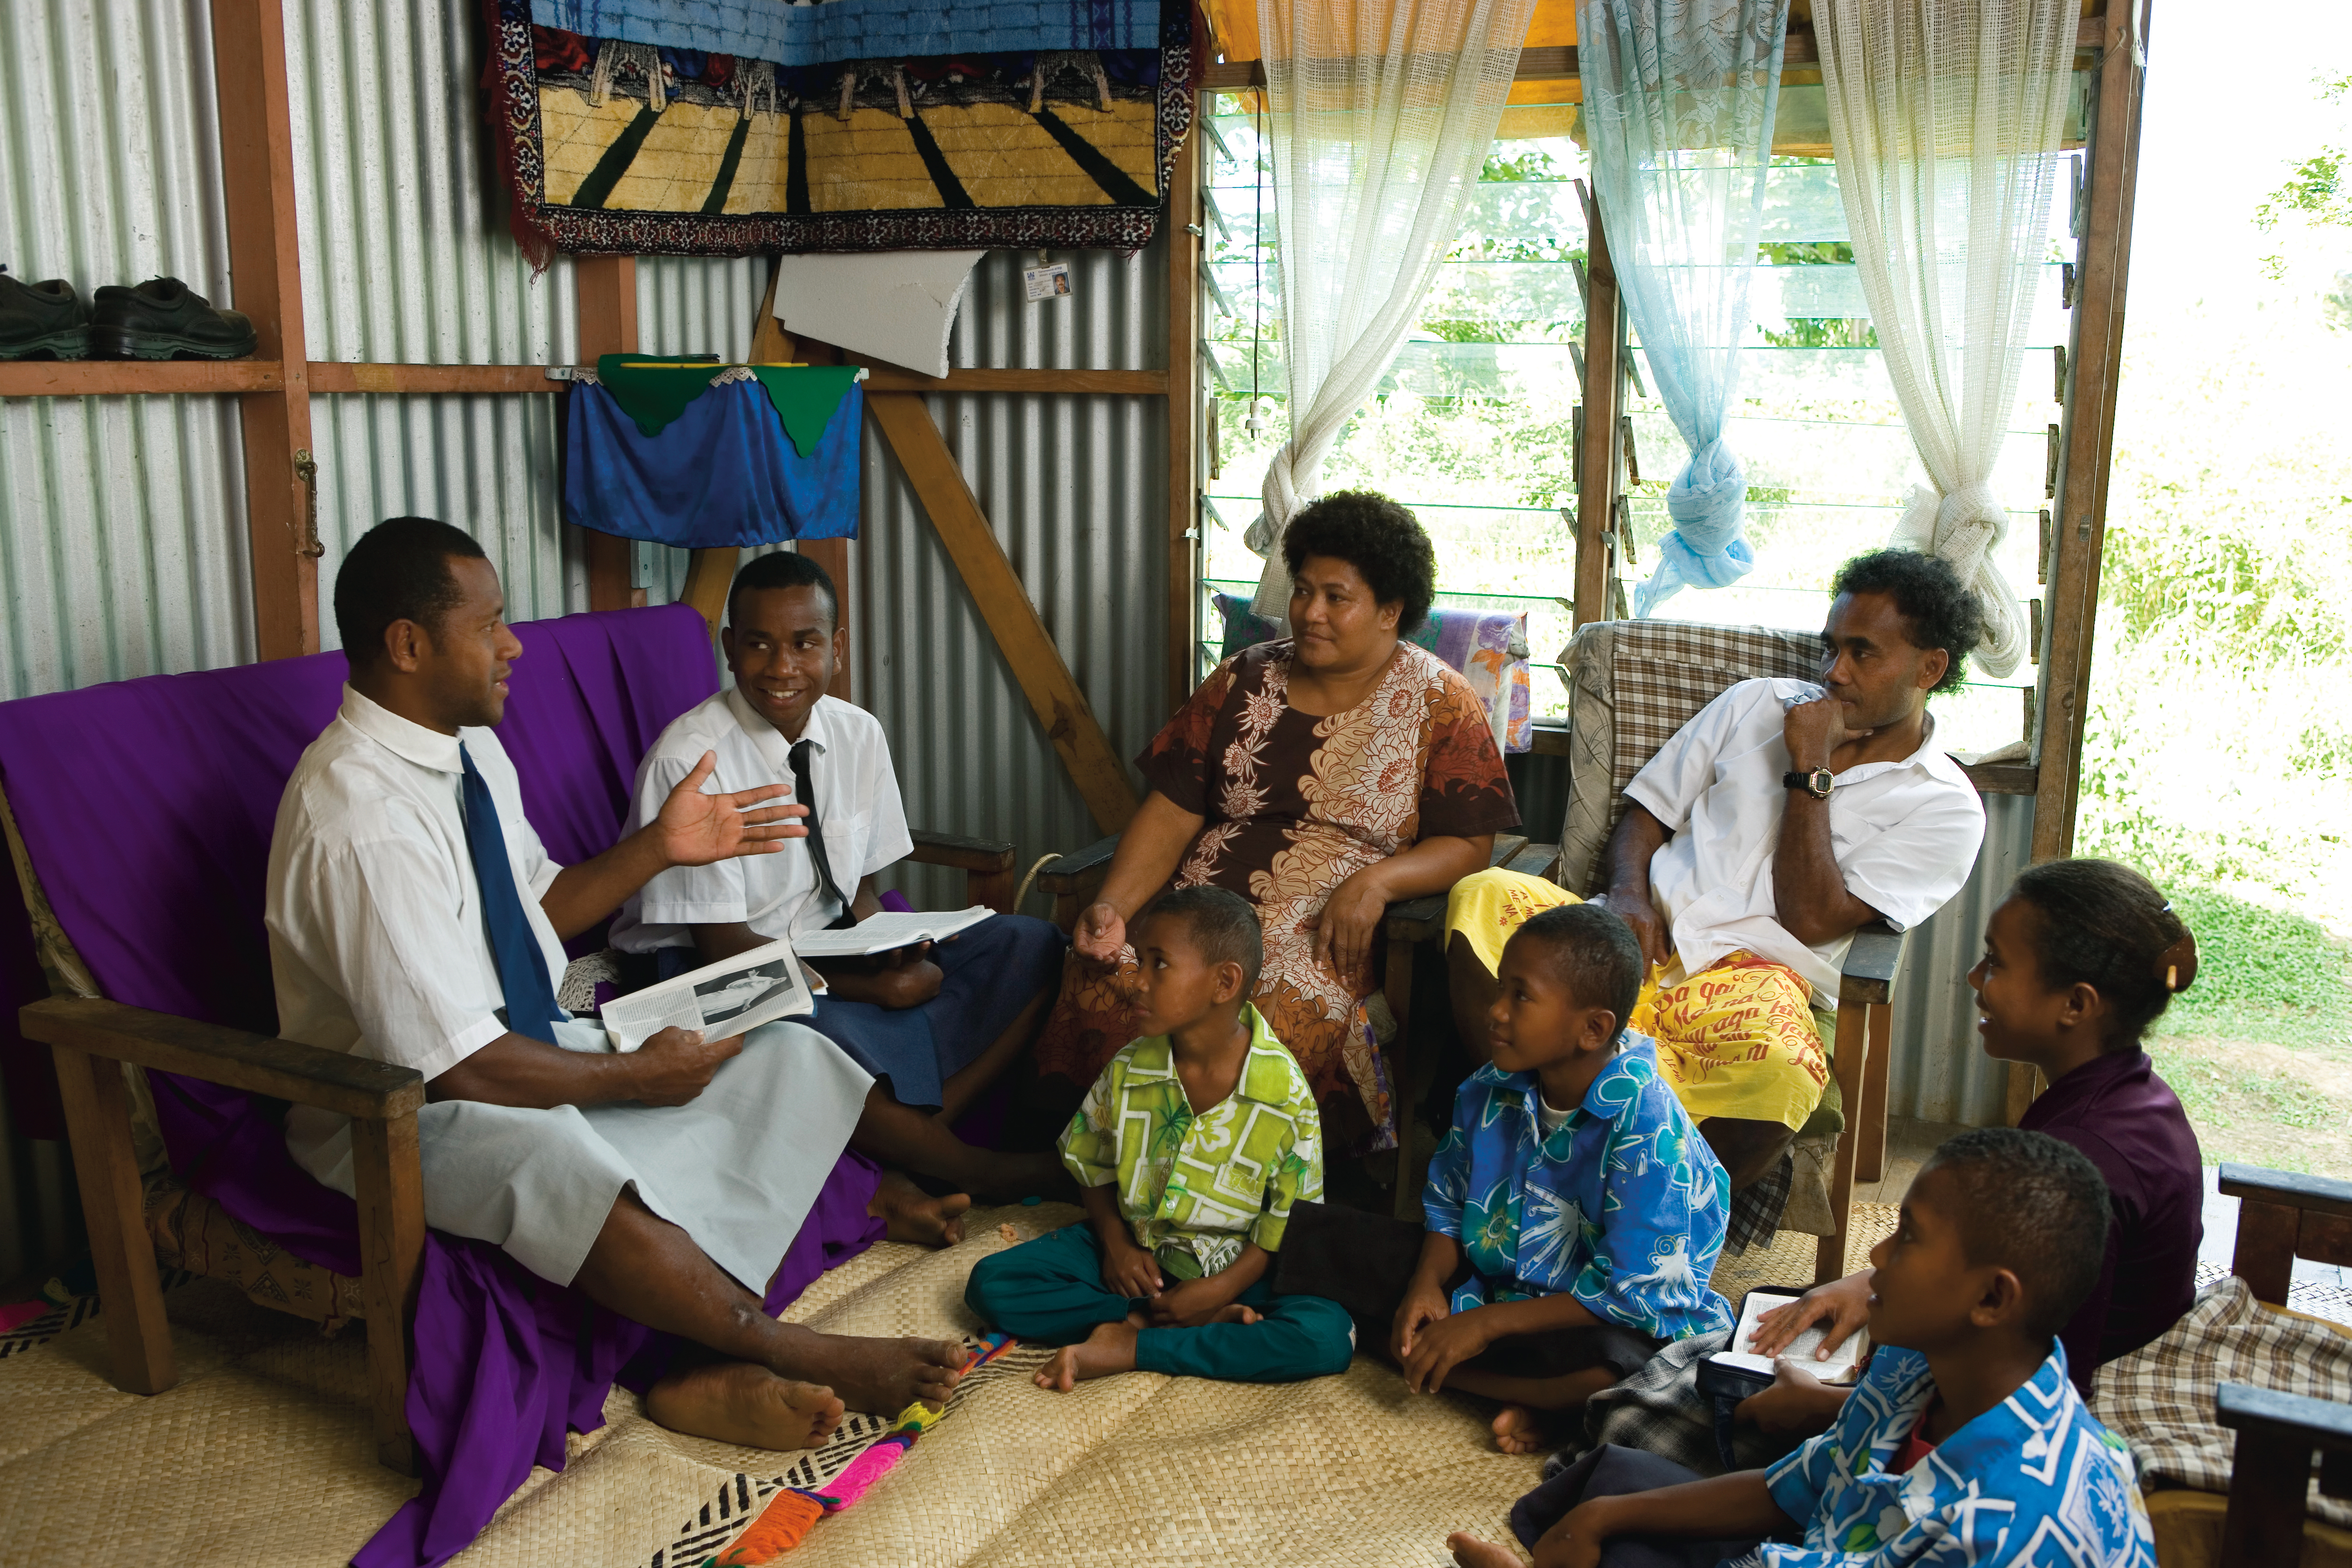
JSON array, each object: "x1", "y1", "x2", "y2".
[{"x1": 1742, "y1": 857, "x2": 2203, "y2": 1428}]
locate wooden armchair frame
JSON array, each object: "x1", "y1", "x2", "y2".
[
  {"x1": 1035, "y1": 832, "x2": 1561, "y2": 1220},
  {"x1": 13, "y1": 832, "x2": 1019, "y2": 1478},
  {"x1": 2209, "y1": 1163, "x2": 2352, "y2": 1568}
]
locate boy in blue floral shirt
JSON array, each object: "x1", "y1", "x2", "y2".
[
  {"x1": 1447, "y1": 1128, "x2": 2156, "y2": 1568},
  {"x1": 1393, "y1": 902, "x2": 1734, "y2": 1454}
]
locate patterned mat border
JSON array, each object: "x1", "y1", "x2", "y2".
[
  {"x1": 486, "y1": 0, "x2": 1196, "y2": 261},
  {"x1": 0, "y1": 1272, "x2": 194, "y2": 1360},
  {"x1": 645, "y1": 1336, "x2": 1053, "y2": 1568}
]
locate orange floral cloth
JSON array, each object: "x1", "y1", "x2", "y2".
[{"x1": 1031, "y1": 640, "x2": 1519, "y2": 1142}]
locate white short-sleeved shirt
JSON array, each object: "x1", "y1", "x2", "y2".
[
  {"x1": 265, "y1": 686, "x2": 572, "y2": 1082},
  {"x1": 1625, "y1": 678, "x2": 1986, "y2": 1007},
  {"x1": 612, "y1": 689, "x2": 913, "y2": 952}
]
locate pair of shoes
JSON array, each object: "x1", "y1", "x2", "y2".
[{"x1": 0, "y1": 272, "x2": 257, "y2": 361}]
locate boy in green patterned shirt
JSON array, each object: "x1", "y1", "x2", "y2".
[{"x1": 964, "y1": 887, "x2": 1356, "y2": 1389}]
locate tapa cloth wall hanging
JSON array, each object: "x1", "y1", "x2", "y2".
[
  {"x1": 483, "y1": 0, "x2": 1202, "y2": 262},
  {"x1": 563, "y1": 358, "x2": 862, "y2": 546}
]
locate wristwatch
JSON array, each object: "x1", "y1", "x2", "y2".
[{"x1": 1783, "y1": 767, "x2": 1835, "y2": 800}]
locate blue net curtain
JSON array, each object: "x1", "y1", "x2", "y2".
[{"x1": 1577, "y1": 0, "x2": 1788, "y2": 618}]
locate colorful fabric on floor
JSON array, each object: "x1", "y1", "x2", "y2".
[
  {"x1": 563, "y1": 372, "x2": 859, "y2": 546},
  {"x1": 1443, "y1": 868, "x2": 1831, "y2": 1134},
  {"x1": 481, "y1": 0, "x2": 1199, "y2": 262}
]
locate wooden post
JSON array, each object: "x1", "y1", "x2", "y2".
[
  {"x1": 211, "y1": 0, "x2": 316, "y2": 659},
  {"x1": 1573, "y1": 185, "x2": 1623, "y2": 628},
  {"x1": 866, "y1": 391, "x2": 1140, "y2": 834},
  {"x1": 1166, "y1": 122, "x2": 1202, "y2": 715},
  {"x1": 576, "y1": 257, "x2": 641, "y2": 612},
  {"x1": 50, "y1": 1047, "x2": 177, "y2": 1397},
  {"x1": 1814, "y1": 1002, "x2": 1870, "y2": 1284},
  {"x1": 2032, "y1": 3, "x2": 2148, "y2": 862},
  {"x1": 350, "y1": 1113, "x2": 425, "y2": 1476}
]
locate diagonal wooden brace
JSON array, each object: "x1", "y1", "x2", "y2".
[{"x1": 865, "y1": 390, "x2": 1139, "y2": 835}]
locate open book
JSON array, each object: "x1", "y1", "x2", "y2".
[
  {"x1": 1710, "y1": 1287, "x2": 1869, "y2": 1383},
  {"x1": 599, "y1": 938, "x2": 815, "y2": 1054},
  {"x1": 791, "y1": 905, "x2": 997, "y2": 959}
]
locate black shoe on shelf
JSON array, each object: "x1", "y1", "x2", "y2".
[
  {"x1": 88, "y1": 277, "x2": 258, "y2": 360},
  {"x1": 0, "y1": 272, "x2": 94, "y2": 360}
]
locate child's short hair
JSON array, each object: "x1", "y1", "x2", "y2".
[
  {"x1": 2009, "y1": 858, "x2": 2198, "y2": 1050},
  {"x1": 1924, "y1": 1128, "x2": 2110, "y2": 1339},
  {"x1": 1136, "y1": 885, "x2": 1263, "y2": 990},
  {"x1": 1507, "y1": 902, "x2": 1645, "y2": 1030}
]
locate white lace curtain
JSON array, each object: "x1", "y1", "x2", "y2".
[
  {"x1": 1815, "y1": 0, "x2": 2074, "y2": 678},
  {"x1": 1244, "y1": 0, "x2": 1540, "y2": 617},
  {"x1": 1580, "y1": 0, "x2": 1789, "y2": 620}
]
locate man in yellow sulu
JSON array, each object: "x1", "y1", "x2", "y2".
[{"x1": 1445, "y1": 552, "x2": 1988, "y2": 1238}]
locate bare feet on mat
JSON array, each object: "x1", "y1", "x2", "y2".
[
  {"x1": 1492, "y1": 1405, "x2": 1552, "y2": 1455},
  {"x1": 644, "y1": 1361, "x2": 845, "y2": 1449},
  {"x1": 868, "y1": 1169, "x2": 972, "y2": 1247},
  {"x1": 1208, "y1": 1302, "x2": 1261, "y2": 1326},
  {"x1": 1445, "y1": 1531, "x2": 1523, "y2": 1568},
  {"x1": 772, "y1": 1332, "x2": 968, "y2": 1415},
  {"x1": 1033, "y1": 1316, "x2": 1141, "y2": 1392}
]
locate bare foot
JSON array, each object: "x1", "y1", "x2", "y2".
[
  {"x1": 1492, "y1": 1405, "x2": 1552, "y2": 1455},
  {"x1": 1445, "y1": 1531, "x2": 1525, "y2": 1568},
  {"x1": 868, "y1": 1169, "x2": 972, "y2": 1248},
  {"x1": 644, "y1": 1360, "x2": 845, "y2": 1449},
  {"x1": 767, "y1": 1324, "x2": 969, "y2": 1414},
  {"x1": 1207, "y1": 1302, "x2": 1261, "y2": 1325},
  {"x1": 1032, "y1": 1318, "x2": 1140, "y2": 1392}
]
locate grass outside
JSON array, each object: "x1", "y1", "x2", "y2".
[{"x1": 2140, "y1": 884, "x2": 2352, "y2": 1177}]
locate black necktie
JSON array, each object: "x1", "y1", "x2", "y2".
[{"x1": 787, "y1": 738, "x2": 856, "y2": 929}]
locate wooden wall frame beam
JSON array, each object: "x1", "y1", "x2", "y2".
[
  {"x1": 1572, "y1": 185, "x2": 1623, "y2": 627},
  {"x1": 2033, "y1": 3, "x2": 2148, "y2": 865},
  {"x1": 1166, "y1": 121, "x2": 1203, "y2": 717},
  {"x1": 866, "y1": 391, "x2": 1140, "y2": 834},
  {"x1": 574, "y1": 258, "x2": 640, "y2": 612},
  {"x1": 210, "y1": 0, "x2": 316, "y2": 659}
]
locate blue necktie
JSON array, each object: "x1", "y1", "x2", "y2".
[{"x1": 459, "y1": 743, "x2": 563, "y2": 1044}]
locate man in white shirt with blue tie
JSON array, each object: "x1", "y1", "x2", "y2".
[
  {"x1": 614, "y1": 551, "x2": 1070, "y2": 1200},
  {"x1": 268, "y1": 517, "x2": 972, "y2": 1454}
]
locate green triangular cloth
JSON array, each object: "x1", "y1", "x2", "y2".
[
  {"x1": 594, "y1": 356, "x2": 861, "y2": 457},
  {"x1": 594, "y1": 354, "x2": 719, "y2": 438},
  {"x1": 750, "y1": 366, "x2": 862, "y2": 457}
]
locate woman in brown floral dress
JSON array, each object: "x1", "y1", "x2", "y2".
[{"x1": 1029, "y1": 492, "x2": 1520, "y2": 1150}]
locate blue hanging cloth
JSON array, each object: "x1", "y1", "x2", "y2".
[{"x1": 563, "y1": 374, "x2": 860, "y2": 546}]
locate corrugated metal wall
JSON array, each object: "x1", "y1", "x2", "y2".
[
  {"x1": 857, "y1": 245, "x2": 1169, "y2": 906},
  {"x1": 0, "y1": 0, "x2": 253, "y2": 703},
  {"x1": 1887, "y1": 791, "x2": 2036, "y2": 1127}
]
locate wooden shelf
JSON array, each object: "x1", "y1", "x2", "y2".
[
  {"x1": 0, "y1": 359, "x2": 284, "y2": 397},
  {"x1": 308, "y1": 362, "x2": 554, "y2": 395}
]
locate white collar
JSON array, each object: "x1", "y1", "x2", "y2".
[
  {"x1": 725, "y1": 686, "x2": 829, "y2": 776},
  {"x1": 340, "y1": 684, "x2": 466, "y2": 775},
  {"x1": 1834, "y1": 707, "x2": 1970, "y2": 790}
]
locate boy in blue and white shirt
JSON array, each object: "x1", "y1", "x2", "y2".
[
  {"x1": 1389, "y1": 903, "x2": 1733, "y2": 1455},
  {"x1": 1446, "y1": 1128, "x2": 2156, "y2": 1568}
]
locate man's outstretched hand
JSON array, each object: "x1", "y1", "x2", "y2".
[{"x1": 654, "y1": 751, "x2": 807, "y2": 867}]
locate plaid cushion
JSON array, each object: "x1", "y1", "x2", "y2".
[
  {"x1": 1556, "y1": 621, "x2": 1823, "y2": 893},
  {"x1": 2093, "y1": 1276, "x2": 2352, "y2": 1526},
  {"x1": 1544, "y1": 1328, "x2": 1791, "y2": 1479}
]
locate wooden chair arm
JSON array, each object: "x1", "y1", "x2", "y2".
[
  {"x1": 2219, "y1": 1382, "x2": 2352, "y2": 1453},
  {"x1": 19, "y1": 995, "x2": 425, "y2": 1121},
  {"x1": 904, "y1": 827, "x2": 1015, "y2": 875},
  {"x1": 1035, "y1": 835, "x2": 1122, "y2": 893},
  {"x1": 2221, "y1": 1164, "x2": 2352, "y2": 1219},
  {"x1": 1838, "y1": 921, "x2": 1908, "y2": 1006},
  {"x1": 2221, "y1": 1162, "x2": 2352, "y2": 1304}
]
